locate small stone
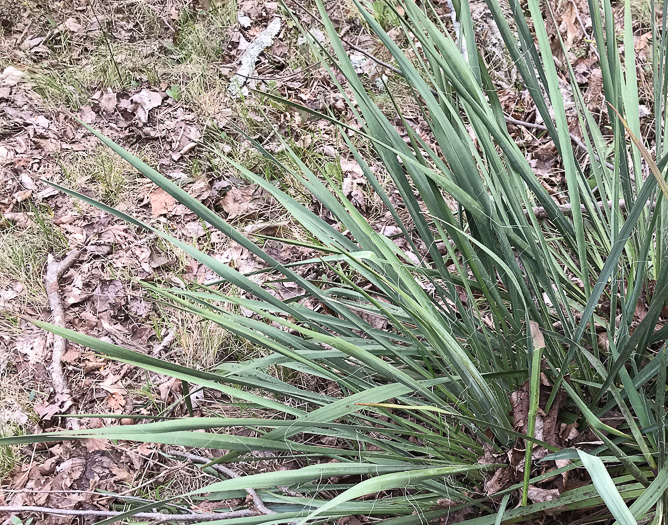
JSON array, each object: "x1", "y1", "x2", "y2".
[
  {"x1": 298, "y1": 28, "x2": 325, "y2": 45},
  {"x1": 237, "y1": 12, "x2": 252, "y2": 28},
  {"x1": 0, "y1": 66, "x2": 24, "y2": 87},
  {"x1": 349, "y1": 52, "x2": 367, "y2": 73}
]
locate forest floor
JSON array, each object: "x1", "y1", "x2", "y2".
[{"x1": 0, "y1": 0, "x2": 655, "y2": 523}]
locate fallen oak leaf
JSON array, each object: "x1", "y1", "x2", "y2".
[
  {"x1": 130, "y1": 89, "x2": 164, "y2": 124},
  {"x1": 107, "y1": 392, "x2": 126, "y2": 412},
  {"x1": 342, "y1": 172, "x2": 366, "y2": 209},
  {"x1": 99, "y1": 89, "x2": 118, "y2": 113},
  {"x1": 150, "y1": 187, "x2": 176, "y2": 217},
  {"x1": 221, "y1": 185, "x2": 268, "y2": 219},
  {"x1": 527, "y1": 485, "x2": 560, "y2": 503}
]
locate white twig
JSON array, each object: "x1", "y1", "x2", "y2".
[
  {"x1": 229, "y1": 18, "x2": 282, "y2": 97},
  {"x1": 152, "y1": 329, "x2": 176, "y2": 356},
  {"x1": 44, "y1": 248, "x2": 82, "y2": 428},
  {"x1": 443, "y1": 0, "x2": 465, "y2": 59},
  {"x1": 0, "y1": 505, "x2": 255, "y2": 522},
  {"x1": 167, "y1": 450, "x2": 275, "y2": 515}
]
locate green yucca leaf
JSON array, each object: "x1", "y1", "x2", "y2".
[
  {"x1": 578, "y1": 451, "x2": 637, "y2": 525},
  {"x1": 14, "y1": 0, "x2": 668, "y2": 522},
  {"x1": 296, "y1": 464, "x2": 502, "y2": 524}
]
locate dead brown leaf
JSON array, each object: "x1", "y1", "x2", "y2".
[
  {"x1": 338, "y1": 517, "x2": 364, "y2": 525},
  {"x1": 107, "y1": 392, "x2": 126, "y2": 412},
  {"x1": 159, "y1": 377, "x2": 181, "y2": 402},
  {"x1": 559, "y1": 1, "x2": 581, "y2": 51},
  {"x1": 98, "y1": 88, "x2": 118, "y2": 113},
  {"x1": 0, "y1": 66, "x2": 24, "y2": 87},
  {"x1": 79, "y1": 105, "x2": 96, "y2": 124},
  {"x1": 221, "y1": 185, "x2": 268, "y2": 219},
  {"x1": 635, "y1": 32, "x2": 652, "y2": 62},
  {"x1": 511, "y1": 387, "x2": 529, "y2": 434},
  {"x1": 62, "y1": 17, "x2": 82, "y2": 34},
  {"x1": 130, "y1": 88, "x2": 164, "y2": 123},
  {"x1": 340, "y1": 158, "x2": 366, "y2": 209},
  {"x1": 15, "y1": 332, "x2": 47, "y2": 364},
  {"x1": 485, "y1": 466, "x2": 513, "y2": 495},
  {"x1": 12, "y1": 189, "x2": 32, "y2": 202},
  {"x1": 150, "y1": 187, "x2": 176, "y2": 217},
  {"x1": 661, "y1": 305, "x2": 668, "y2": 319},
  {"x1": 527, "y1": 485, "x2": 561, "y2": 503},
  {"x1": 99, "y1": 371, "x2": 127, "y2": 396},
  {"x1": 219, "y1": 241, "x2": 257, "y2": 274}
]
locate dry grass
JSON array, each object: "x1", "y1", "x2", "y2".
[
  {"x1": 0, "y1": 215, "x2": 69, "y2": 312},
  {"x1": 153, "y1": 305, "x2": 258, "y2": 369},
  {"x1": 0, "y1": 358, "x2": 34, "y2": 478},
  {"x1": 60, "y1": 146, "x2": 139, "y2": 206}
]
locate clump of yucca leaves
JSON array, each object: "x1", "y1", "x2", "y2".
[{"x1": 5, "y1": 0, "x2": 668, "y2": 523}]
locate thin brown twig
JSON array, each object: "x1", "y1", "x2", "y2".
[
  {"x1": 529, "y1": 199, "x2": 622, "y2": 220},
  {"x1": 0, "y1": 505, "x2": 255, "y2": 522},
  {"x1": 528, "y1": 198, "x2": 655, "y2": 220},
  {"x1": 167, "y1": 450, "x2": 275, "y2": 515},
  {"x1": 276, "y1": 485, "x2": 303, "y2": 497},
  {"x1": 44, "y1": 247, "x2": 82, "y2": 429}
]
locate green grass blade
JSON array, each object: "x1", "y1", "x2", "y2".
[{"x1": 577, "y1": 450, "x2": 637, "y2": 525}]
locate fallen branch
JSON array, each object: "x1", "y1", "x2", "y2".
[
  {"x1": 0, "y1": 505, "x2": 255, "y2": 522},
  {"x1": 44, "y1": 248, "x2": 82, "y2": 428},
  {"x1": 229, "y1": 18, "x2": 282, "y2": 97},
  {"x1": 529, "y1": 199, "x2": 623, "y2": 220},
  {"x1": 168, "y1": 450, "x2": 275, "y2": 515}
]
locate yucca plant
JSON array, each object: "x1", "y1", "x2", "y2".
[{"x1": 5, "y1": 0, "x2": 668, "y2": 523}]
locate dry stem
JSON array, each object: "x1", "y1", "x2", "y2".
[
  {"x1": 167, "y1": 450, "x2": 276, "y2": 515},
  {"x1": 44, "y1": 248, "x2": 81, "y2": 427}
]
